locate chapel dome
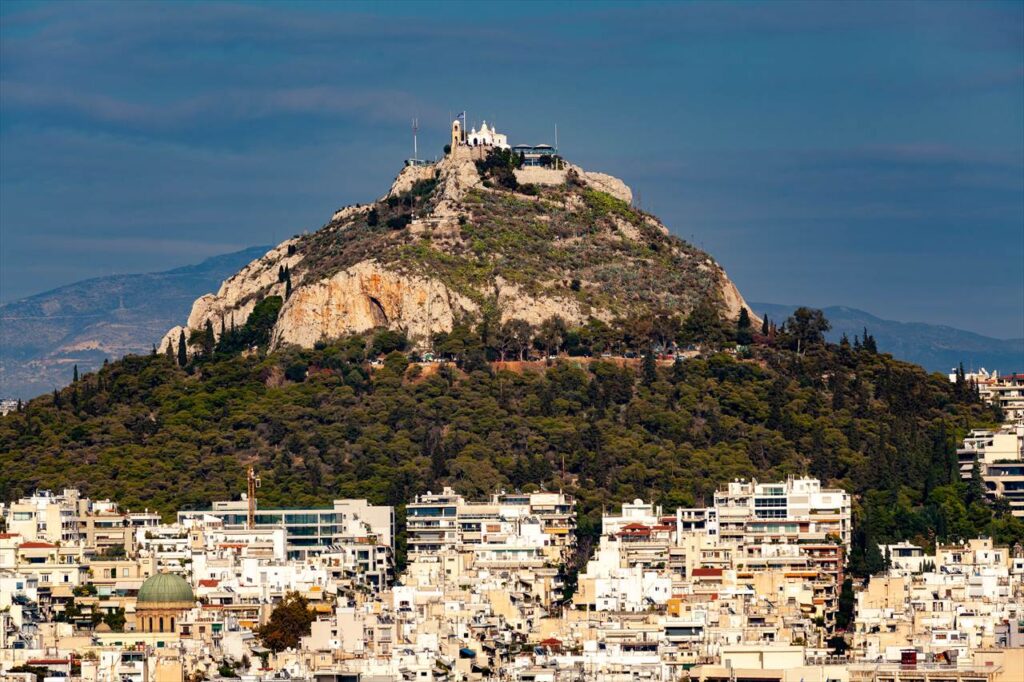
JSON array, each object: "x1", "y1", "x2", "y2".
[{"x1": 137, "y1": 572, "x2": 194, "y2": 604}]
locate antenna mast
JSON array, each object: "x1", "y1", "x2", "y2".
[
  {"x1": 246, "y1": 466, "x2": 260, "y2": 530},
  {"x1": 412, "y1": 117, "x2": 419, "y2": 162}
]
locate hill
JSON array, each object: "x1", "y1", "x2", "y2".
[
  {"x1": 1, "y1": 323, "x2": 1019, "y2": 573},
  {"x1": 159, "y1": 148, "x2": 752, "y2": 356},
  {"x1": 0, "y1": 247, "x2": 270, "y2": 399},
  {"x1": 2, "y1": 146, "x2": 1020, "y2": 572},
  {"x1": 752, "y1": 302, "x2": 1023, "y2": 374}
]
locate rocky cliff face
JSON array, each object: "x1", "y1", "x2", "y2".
[{"x1": 164, "y1": 148, "x2": 755, "y2": 353}]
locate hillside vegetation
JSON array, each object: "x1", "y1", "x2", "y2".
[{"x1": 2, "y1": 305, "x2": 1019, "y2": 573}]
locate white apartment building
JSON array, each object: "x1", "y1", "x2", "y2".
[
  {"x1": 178, "y1": 497, "x2": 394, "y2": 559},
  {"x1": 406, "y1": 487, "x2": 575, "y2": 562},
  {"x1": 4, "y1": 489, "x2": 83, "y2": 544},
  {"x1": 714, "y1": 477, "x2": 852, "y2": 550},
  {"x1": 955, "y1": 370, "x2": 1024, "y2": 422},
  {"x1": 957, "y1": 424, "x2": 1024, "y2": 517}
]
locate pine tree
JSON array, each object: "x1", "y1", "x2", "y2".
[
  {"x1": 177, "y1": 329, "x2": 188, "y2": 367},
  {"x1": 862, "y1": 327, "x2": 878, "y2": 353}
]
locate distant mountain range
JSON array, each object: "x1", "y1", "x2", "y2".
[
  {"x1": 0, "y1": 246, "x2": 269, "y2": 399},
  {"x1": 751, "y1": 302, "x2": 1023, "y2": 375}
]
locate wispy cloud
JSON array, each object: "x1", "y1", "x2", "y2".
[{"x1": 2, "y1": 81, "x2": 435, "y2": 128}]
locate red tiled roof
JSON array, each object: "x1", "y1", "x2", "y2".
[
  {"x1": 26, "y1": 659, "x2": 71, "y2": 665},
  {"x1": 621, "y1": 523, "x2": 649, "y2": 530},
  {"x1": 0, "y1": 533, "x2": 20, "y2": 539},
  {"x1": 198, "y1": 579, "x2": 220, "y2": 588},
  {"x1": 19, "y1": 541, "x2": 56, "y2": 549}
]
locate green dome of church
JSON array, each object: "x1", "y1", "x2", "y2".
[{"x1": 137, "y1": 572, "x2": 194, "y2": 604}]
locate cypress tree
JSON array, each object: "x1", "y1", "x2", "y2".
[
  {"x1": 736, "y1": 308, "x2": 752, "y2": 345},
  {"x1": 760, "y1": 315, "x2": 769, "y2": 336},
  {"x1": 203, "y1": 320, "x2": 215, "y2": 356},
  {"x1": 177, "y1": 329, "x2": 188, "y2": 367},
  {"x1": 642, "y1": 347, "x2": 658, "y2": 386},
  {"x1": 73, "y1": 364, "x2": 79, "y2": 383},
  {"x1": 165, "y1": 340, "x2": 174, "y2": 361}
]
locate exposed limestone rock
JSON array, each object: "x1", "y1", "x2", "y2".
[
  {"x1": 614, "y1": 216, "x2": 644, "y2": 243},
  {"x1": 644, "y1": 215, "x2": 670, "y2": 236},
  {"x1": 719, "y1": 270, "x2": 757, "y2": 323},
  {"x1": 572, "y1": 166, "x2": 633, "y2": 204},
  {"x1": 272, "y1": 261, "x2": 478, "y2": 348},
  {"x1": 331, "y1": 204, "x2": 371, "y2": 223},
  {"x1": 163, "y1": 147, "x2": 755, "y2": 353},
  {"x1": 386, "y1": 164, "x2": 437, "y2": 199},
  {"x1": 494, "y1": 277, "x2": 587, "y2": 327},
  {"x1": 159, "y1": 240, "x2": 302, "y2": 353}
]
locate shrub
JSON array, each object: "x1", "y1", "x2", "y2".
[{"x1": 386, "y1": 214, "x2": 411, "y2": 230}]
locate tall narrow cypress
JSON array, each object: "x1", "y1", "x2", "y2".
[{"x1": 177, "y1": 329, "x2": 188, "y2": 367}]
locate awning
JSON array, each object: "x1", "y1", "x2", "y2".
[
  {"x1": 459, "y1": 648, "x2": 476, "y2": 658},
  {"x1": 50, "y1": 585, "x2": 74, "y2": 598},
  {"x1": 114, "y1": 579, "x2": 144, "y2": 591}
]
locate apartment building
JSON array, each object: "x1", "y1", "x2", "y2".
[
  {"x1": 957, "y1": 424, "x2": 1024, "y2": 517},
  {"x1": 714, "y1": 477, "x2": 852, "y2": 551},
  {"x1": 77, "y1": 498, "x2": 161, "y2": 557},
  {"x1": 4, "y1": 490, "x2": 83, "y2": 544},
  {"x1": 406, "y1": 487, "x2": 575, "y2": 562},
  {"x1": 177, "y1": 497, "x2": 394, "y2": 559}
]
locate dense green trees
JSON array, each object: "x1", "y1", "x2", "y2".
[
  {"x1": 256, "y1": 592, "x2": 314, "y2": 652},
  {"x1": 1, "y1": 312, "x2": 1019, "y2": 575}
]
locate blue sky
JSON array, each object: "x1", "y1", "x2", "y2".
[{"x1": 1, "y1": 0, "x2": 1022, "y2": 338}]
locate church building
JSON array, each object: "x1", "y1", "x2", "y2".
[{"x1": 451, "y1": 117, "x2": 509, "y2": 150}]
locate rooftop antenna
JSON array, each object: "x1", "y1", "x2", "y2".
[
  {"x1": 555, "y1": 123, "x2": 558, "y2": 151},
  {"x1": 411, "y1": 117, "x2": 419, "y2": 162},
  {"x1": 246, "y1": 466, "x2": 260, "y2": 530}
]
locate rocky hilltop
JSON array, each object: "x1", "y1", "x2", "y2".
[{"x1": 163, "y1": 147, "x2": 753, "y2": 352}]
